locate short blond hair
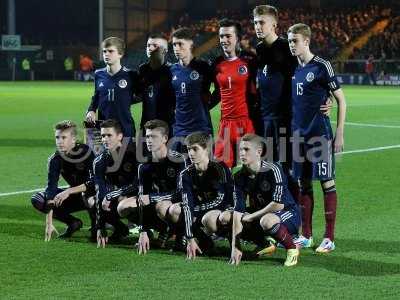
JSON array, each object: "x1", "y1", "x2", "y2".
[
  {"x1": 54, "y1": 120, "x2": 77, "y2": 136},
  {"x1": 102, "y1": 37, "x2": 125, "y2": 55},
  {"x1": 287, "y1": 23, "x2": 312, "y2": 39},
  {"x1": 253, "y1": 5, "x2": 278, "y2": 22}
]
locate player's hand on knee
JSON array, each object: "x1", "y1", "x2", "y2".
[
  {"x1": 186, "y1": 238, "x2": 202, "y2": 260},
  {"x1": 102, "y1": 200, "x2": 111, "y2": 211},
  {"x1": 229, "y1": 247, "x2": 242, "y2": 266},
  {"x1": 86, "y1": 111, "x2": 96, "y2": 123},
  {"x1": 54, "y1": 190, "x2": 70, "y2": 207},
  {"x1": 241, "y1": 213, "x2": 251, "y2": 223},
  {"x1": 97, "y1": 229, "x2": 108, "y2": 248},
  {"x1": 138, "y1": 231, "x2": 150, "y2": 255},
  {"x1": 44, "y1": 212, "x2": 59, "y2": 242}
]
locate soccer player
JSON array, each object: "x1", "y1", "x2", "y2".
[
  {"x1": 170, "y1": 28, "x2": 214, "y2": 153},
  {"x1": 253, "y1": 5, "x2": 298, "y2": 163},
  {"x1": 137, "y1": 33, "x2": 176, "y2": 130},
  {"x1": 253, "y1": 5, "x2": 332, "y2": 203},
  {"x1": 212, "y1": 18, "x2": 259, "y2": 168},
  {"x1": 86, "y1": 37, "x2": 139, "y2": 139},
  {"x1": 176, "y1": 132, "x2": 235, "y2": 260},
  {"x1": 230, "y1": 134, "x2": 301, "y2": 267},
  {"x1": 31, "y1": 120, "x2": 96, "y2": 240},
  {"x1": 288, "y1": 23, "x2": 347, "y2": 253},
  {"x1": 117, "y1": 119, "x2": 186, "y2": 254},
  {"x1": 93, "y1": 119, "x2": 137, "y2": 248}
]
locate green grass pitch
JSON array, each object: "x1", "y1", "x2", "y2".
[{"x1": 0, "y1": 82, "x2": 399, "y2": 299}]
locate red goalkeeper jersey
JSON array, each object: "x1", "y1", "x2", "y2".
[{"x1": 214, "y1": 56, "x2": 255, "y2": 120}]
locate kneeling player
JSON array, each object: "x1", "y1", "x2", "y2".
[
  {"x1": 230, "y1": 134, "x2": 300, "y2": 267},
  {"x1": 94, "y1": 119, "x2": 136, "y2": 248},
  {"x1": 117, "y1": 119, "x2": 185, "y2": 254},
  {"x1": 175, "y1": 132, "x2": 235, "y2": 259},
  {"x1": 288, "y1": 24, "x2": 346, "y2": 253},
  {"x1": 31, "y1": 121, "x2": 96, "y2": 241}
]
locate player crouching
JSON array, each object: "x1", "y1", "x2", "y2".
[
  {"x1": 230, "y1": 134, "x2": 301, "y2": 267},
  {"x1": 31, "y1": 120, "x2": 96, "y2": 241},
  {"x1": 172, "y1": 132, "x2": 235, "y2": 259}
]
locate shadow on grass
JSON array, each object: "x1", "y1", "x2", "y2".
[
  {"x1": 299, "y1": 251, "x2": 400, "y2": 277},
  {"x1": 335, "y1": 238, "x2": 400, "y2": 254}
]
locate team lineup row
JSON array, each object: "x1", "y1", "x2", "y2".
[{"x1": 31, "y1": 5, "x2": 347, "y2": 266}]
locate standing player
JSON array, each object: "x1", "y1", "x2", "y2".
[
  {"x1": 31, "y1": 121, "x2": 96, "y2": 240},
  {"x1": 117, "y1": 120, "x2": 186, "y2": 254},
  {"x1": 86, "y1": 37, "x2": 139, "y2": 139},
  {"x1": 137, "y1": 33, "x2": 176, "y2": 130},
  {"x1": 93, "y1": 119, "x2": 137, "y2": 248},
  {"x1": 253, "y1": 5, "x2": 298, "y2": 163},
  {"x1": 230, "y1": 134, "x2": 300, "y2": 267},
  {"x1": 212, "y1": 18, "x2": 259, "y2": 168},
  {"x1": 170, "y1": 28, "x2": 214, "y2": 153},
  {"x1": 136, "y1": 33, "x2": 176, "y2": 158},
  {"x1": 288, "y1": 23, "x2": 347, "y2": 253},
  {"x1": 176, "y1": 132, "x2": 235, "y2": 260}
]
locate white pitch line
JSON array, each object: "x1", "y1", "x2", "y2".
[
  {"x1": 332, "y1": 121, "x2": 400, "y2": 129},
  {"x1": 1, "y1": 144, "x2": 400, "y2": 197},
  {"x1": 344, "y1": 122, "x2": 400, "y2": 129},
  {"x1": 338, "y1": 144, "x2": 400, "y2": 155}
]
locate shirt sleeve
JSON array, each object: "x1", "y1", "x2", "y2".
[
  {"x1": 45, "y1": 154, "x2": 61, "y2": 200},
  {"x1": 87, "y1": 73, "x2": 99, "y2": 112},
  {"x1": 180, "y1": 170, "x2": 195, "y2": 239},
  {"x1": 319, "y1": 58, "x2": 341, "y2": 92},
  {"x1": 269, "y1": 163, "x2": 284, "y2": 204},
  {"x1": 233, "y1": 174, "x2": 246, "y2": 213},
  {"x1": 93, "y1": 154, "x2": 108, "y2": 229}
]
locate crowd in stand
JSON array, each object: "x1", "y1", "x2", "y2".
[
  {"x1": 170, "y1": 5, "x2": 390, "y2": 59},
  {"x1": 352, "y1": 16, "x2": 400, "y2": 59}
]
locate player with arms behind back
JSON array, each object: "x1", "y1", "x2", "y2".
[
  {"x1": 212, "y1": 18, "x2": 259, "y2": 168},
  {"x1": 288, "y1": 23, "x2": 347, "y2": 253},
  {"x1": 170, "y1": 28, "x2": 214, "y2": 153}
]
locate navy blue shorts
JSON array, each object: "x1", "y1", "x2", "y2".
[{"x1": 292, "y1": 137, "x2": 335, "y2": 181}]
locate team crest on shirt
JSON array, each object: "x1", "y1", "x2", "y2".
[
  {"x1": 238, "y1": 65, "x2": 248, "y2": 75},
  {"x1": 306, "y1": 72, "x2": 315, "y2": 82},
  {"x1": 190, "y1": 70, "x2": 200, "y2": 80},
  {"x1": 260, "y1": 180, "x2": 270, "y2": 191},
  {"x1": 123, "y1": 162, "x2": 133, "y2": 172},
  {"x1": 118, "y1": 79, "x2": 128, "y2": 88},
  {"x1": 167, "y1": 167, "x2": 176, "y2": 178}
]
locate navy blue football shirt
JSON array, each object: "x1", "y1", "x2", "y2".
[
  {"x1": 291, "y1": 56, "x2": 340, "y2": 137},
  {"x1": 170, "y1": 58, "x2": 213, "y2": 137},
  {"x1": 87, "y1": 66, "x2": 139, "y2": 138}
]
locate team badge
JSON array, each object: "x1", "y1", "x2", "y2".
[
  {"x1": 238, "y1": 65, "x2": 248, "y2": 75},
  {"x1": 260, "y1": 180, "x2": 270, "y2": 191},
  {"x1": 123, "y1": 162, "x2": 132, "y2": 172},
  {"x1": 167, "y1": 167, "x2": 176, "y2": 178},
  {"x1": 190, "y1": 70, "x2": 200, "y2": 80},
  {"x1": 118, "y1": 79, "x2": 128, "y2": 88},
  {"x1": 76, "y1": 163, "x2": 85, "y2": 171},
  {"x1": 306, "y1": 72, "x2": 315, "y2": 82}
]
